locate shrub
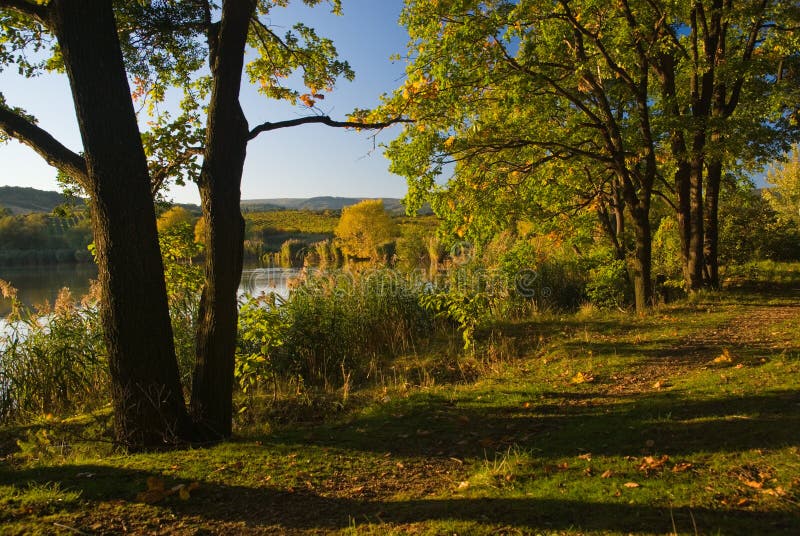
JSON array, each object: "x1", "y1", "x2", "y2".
[
  {"x1": 235, "y1": 293, "x2": 290, "y2": 400},
  {"x1": 585, "y1": 258, "x2": 629, "y2": 309},
  {"x1": 159, "y1": 223, "x2": 203, "y2": 384}
]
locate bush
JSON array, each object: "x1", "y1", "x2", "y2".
[
  {"x1": 235, "y1": 293, "x2": 290, "y2": 400},
  {"x1": 487, "y1": 235, "x2": 586, "y2": 315},
  {"x1": 585, "y1": 258, "x2": 629, "y2": 309},
  {"x1": 159, "y1": 223, "x2": 203, "y2": 384}
]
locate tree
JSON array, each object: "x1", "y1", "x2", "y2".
[
  {"x1": 378, "y1": 0, "x2": 668, "y2": 312},
  {"x1": 765, "y1": 146, "x2": 800, "y2": 225},
  {"x1": 131, "y1": 1, "x2": 406, "y2": 437},
  {"x1": 335, "y1": 199, "x2": 395, "y2": 261},
  {"x1": 2, "y1": 0, "x2": 406, "y2": 442},
  {"x1": 653, "y1": 0, "x2": 800, "y2": 289},
  {"x1": 157, "y1": 206, "x2": 196, "y2": 234},
  {"x1": 0, "y1": 0, "x2": 191, "y2": 449}
]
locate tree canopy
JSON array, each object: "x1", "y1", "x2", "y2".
[
  {"x1": 335, "y1": 199, "x2": 395, "y2": 261},
  {"x1": 374, "y1": 0, "x2": 799, "y2": 308}
]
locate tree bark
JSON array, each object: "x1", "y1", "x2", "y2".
[
  {"x1": 687, "y1": 155, "x2": 705, "y2": 290},
  {"x1": 190, "y1": 0, "x2": 255, "y2": 437},
  {"x1": 629, "y1": 204, "x2": 653, "y2": 314},
  {"x1": 704, "y1": 158, "x2": 722, "y2": 288},
  {"x1": 50, "y1": 0, "x2": 191, "y2": 450}
]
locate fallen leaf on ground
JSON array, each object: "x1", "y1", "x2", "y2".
[
  {"x1": 713, "y1": 348, "x2": 734, "y2": 364},
  {"x1": 571, "y1": 372, "x2": 595, "y2": 384},
  {"x1": 672, "y1": 462, "x2": 693, "y2": 473},
  {"x1": 623, "y1": 482, "x2": 640, "y2": 488},
  {"x1": 639, "y1": 455, "x2": 669, "y2": 473},
  {"x1": 601, "y1": 469, "x2": 614, "y2": 478}
]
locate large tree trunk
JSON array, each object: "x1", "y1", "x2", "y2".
[
  {"x1": 687, "y1": 156, "x2": 705, "y2": 290},
  {"x1": 673, "y1": 161, "x2": 693, "y2": 287},
  {"x1": 50, "y1": 0, "x2": 191, "y2": 450},
  {"x1": 704, "y1": 158, "x2": 722, "y2": 289},
  {"x1": 190, "y1": 0, "x2": 255, "y2": 437},
  {"x1": 629, "y1": 205, "x2": 653, "y2": 314},
  {"x1": 655, "y1": 51, "x2": 701, "y2": 292}
]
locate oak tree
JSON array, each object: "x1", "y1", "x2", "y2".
[{"x1": 0, "y1": 0, "x2": 192, "y2": 449}]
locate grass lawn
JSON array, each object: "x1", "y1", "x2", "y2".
[{"x1": 1, "y1": 278, "x2": 799, "y2": 535}]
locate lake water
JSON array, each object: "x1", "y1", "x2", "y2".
[{"x1": 0, "y1": 263, "x2": 298, "y2": 317}]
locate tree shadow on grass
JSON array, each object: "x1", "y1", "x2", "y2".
[
  {"x1": 1, "y1": 463, "x2": 798, "y2": 534},
  {"x1": 255, "y1": 389, "x2": 800, "y2": 460}
]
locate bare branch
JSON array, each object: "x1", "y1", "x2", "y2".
[
  {"x1": 248, "y1": 115, "x2": 412, "y2": 141},
  {"x1": 0, "y1": 105, "x2": 88, "y2": 187}
]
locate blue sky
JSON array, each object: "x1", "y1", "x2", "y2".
[{"x1": 0, "y1": 0, "x2": 410, "y2": 204}]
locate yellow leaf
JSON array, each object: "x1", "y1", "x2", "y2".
[
  {"x1": 601, "y1": 469, "x2": 613, "y2": 478},
  {"x1": 570, "y1": 371, "x2": 595, "y2": 384},
  {"x1": 672, "y1": 462, "x2": 693, "y2": 473},
  {"x1": 623, "y1": 482, "x2": 640, "y2": 488},
  {"x1": 713, "y1": 348, "x2": 734, "y2": 364}
]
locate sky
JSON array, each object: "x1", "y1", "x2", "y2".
[{"x1": 0, "y1": 0, "x2": 411, "y2": 205}]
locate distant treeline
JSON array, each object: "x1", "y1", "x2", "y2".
[
  {"x1": 242, "y1": 210, "x2": 339, "y2": 262},
  {"x1": 242, "y1": 209, "x2": 439, "y2": 268},
  {"x1": 0, "y1": 210, "x2": 93, "y2": 266},
  {"x1": 0, "y1": 203, "x2": 438, "y2": 268}
]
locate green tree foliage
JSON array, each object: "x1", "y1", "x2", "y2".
[
  {"x1": 334, "y1": 199, "x2": 395, "y2": 261},
  {"x1": 376, "y1": 0, "x2": 799, "y2": 306},
  {"x1": 376, "y1": 0, "x2": 669, "y2": 311},
  {"x1": 1, "y1": 0, "x2": 393, "y2": 443},
  {"x1": 156, "y1": 206, "x2": 196, "y2": 234},
  {"x1": 719, "y1": 180, "x2": 800, "y2": 263},
  {"x1": 652, "y1": 0, "x2": 800, "y2": 289}
]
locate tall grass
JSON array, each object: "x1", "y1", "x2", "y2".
[
  {"x1": 0, "y1": 281, "x2": 107, "y2": 422},
  {"x1": 237, "y1": 268, "x2": 436, "y2": 391},
  {"x1": 284, "y1": 268, "x2": 434, "y2": 386}
]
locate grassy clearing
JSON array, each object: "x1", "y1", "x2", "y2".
[{"x1": 2, "y1": 276, "x2": 800, "y2": 534}]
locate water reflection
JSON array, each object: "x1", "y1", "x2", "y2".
[
  {"x1": 0, "y1": 263, "x2": 299, "y2": 316},
  {"x1": 0, "y1": 264, "x2": 98, "y2": 316},
  {"x1": 239, "y1": 266, "x2": 299, "y2": 298}
]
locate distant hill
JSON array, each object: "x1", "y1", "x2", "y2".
[
  {"x1": 0, "y1": 186, "x2": 81, "y2": 214},
  {"x1": 0, "y1": 186, "x2": 420, "y2": 216},
  {"x1": 241, "y1": 196, "x2": 409, "y2": 214}
]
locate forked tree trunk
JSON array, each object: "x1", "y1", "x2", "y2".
[
  {"x1": 190, "y1": 0, "x2": 255, "y2": 437},
  {"x1": 50, "y1": 0, "x2": 192, "y2": 450}
]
